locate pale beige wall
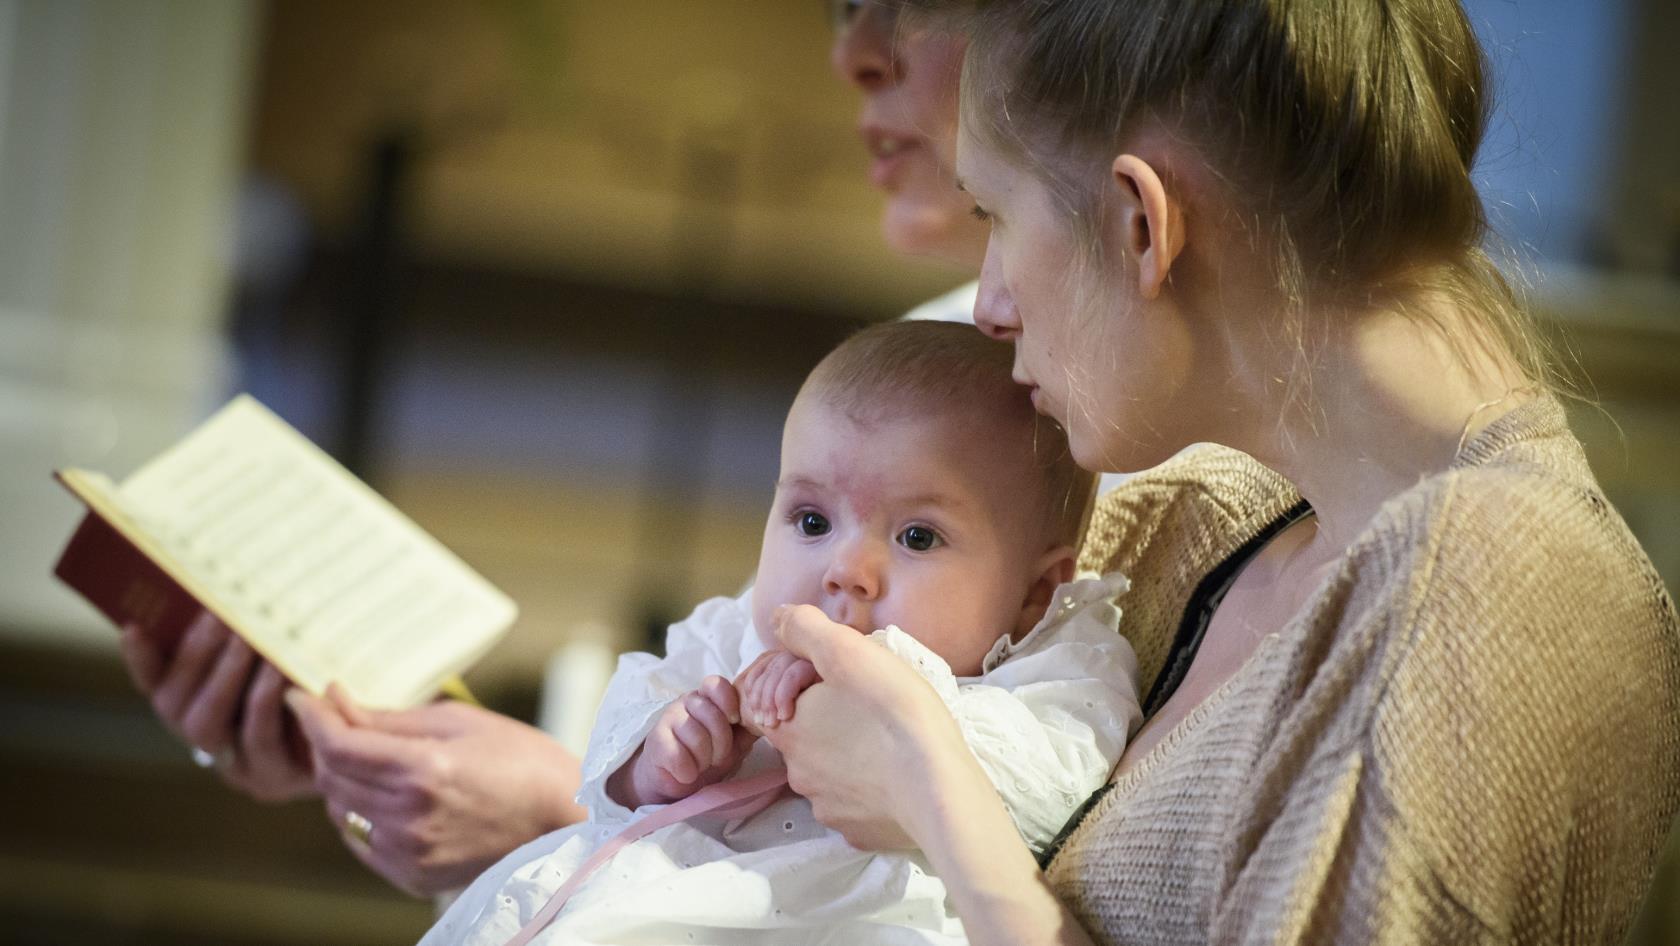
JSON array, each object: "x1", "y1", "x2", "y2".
[
  {"x1": 245, "y1": 0, "x2": 969, "y2": 318},
  {"x1": 0, "y1": 0, "x2": 261, "y2": 647}
]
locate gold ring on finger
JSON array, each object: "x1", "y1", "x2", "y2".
[
  {"x1": 191, "y1": 746, "x2": 232, "y2": 769},
  {"x1": 343, "y1": 810, "x2": 374, "y2": 847}
]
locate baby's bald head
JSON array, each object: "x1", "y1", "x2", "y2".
[{"x1": 797, "y1": 320, "x2": 1093, "y2": 549}]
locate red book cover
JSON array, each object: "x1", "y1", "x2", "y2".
[{"x1": 52, "y1": 503, "x2": 205, "y2": 654}]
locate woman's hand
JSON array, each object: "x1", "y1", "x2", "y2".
[
  {"x1": 759, "y1": 604, "x2": 970, "y2": 851},
  {"x1": 118, "y1": 611, "x2": 315, "y2": 803},
  {"x1": 286, "y1": 685, "x2": 585, "y2": 897},
  {"x1": 767, "y1": 605, "x2": 1097, "y2": 946}
]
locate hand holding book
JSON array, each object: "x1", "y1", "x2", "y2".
[
  {"x1": 286, "y1": 683, "x2": 586, "y2": 895},
  {"x1": 54, "y1": 395, "x2": 518, "y2": 710},
  {"x1": 54, "y1": 395, "x2": 585, "y2": 894},
  {"x1": 118, "y1": 610, "x2": 316, "y2": 801}
]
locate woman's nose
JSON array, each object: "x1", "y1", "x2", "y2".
[
  {"x1": 823, "y1": 540, "x2": 882, "y2": 600},
  {"x1": 830, "y1": 2, "x2": 895, "y2": 90},
  {"x1": 973, "y1": 243, "x2": 1021, "y2": 341}
]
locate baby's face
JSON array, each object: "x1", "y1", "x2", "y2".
[{"x1": 751, "y1": 394, "x2": 1052, "y2": 676}]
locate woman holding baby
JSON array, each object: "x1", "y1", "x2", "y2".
[{"x1": 761, "y1": 0, "x2": 1680, "y2": 943}]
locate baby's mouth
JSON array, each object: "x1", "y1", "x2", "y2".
[{"x1": 824, "y1": 604, "x2": 872, "y2": 635}]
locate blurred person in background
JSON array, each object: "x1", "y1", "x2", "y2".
[{"x1": 116, "y1": 0, "x2": 991, "y2": 899}]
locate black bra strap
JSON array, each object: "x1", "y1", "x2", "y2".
[
  {"x1": 1140, "y1": 499, "x2": 1313, "y2": 717},
  {"x1": 1037, "y1": 499, "x2": 1312, "y2": 870}
]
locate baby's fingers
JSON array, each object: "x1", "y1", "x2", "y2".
[
  {"x1": 773, "y1": 658, "x2": 821, "y2": 721},
  {"x1": 682, "y1": 691, "x2": 733, "y2": 768},
  {"x1": 755, "y1": 652, "x2": 801, "y2": 724},
  {"x1": 733, "y1": 655, "x2": 775, "y2": 717},
  {"x1": 696, "y1": 676, "x2": 741, "y2": 726},
  {"x1": 647, "y1": 721, "x2": 702, "y2": 785}
]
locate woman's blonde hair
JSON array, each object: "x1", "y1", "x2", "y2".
[{"x1": 917, "y1": 0, "x2": 1566, "y2": 405}]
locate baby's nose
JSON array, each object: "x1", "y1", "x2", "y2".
[{"x1": 822, "y1": 543, "x2": 882, "y2": 601}]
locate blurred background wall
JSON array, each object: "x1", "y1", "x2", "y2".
[{"x1": 0, "y1": 1, "x2": 1675, "y2": 943}]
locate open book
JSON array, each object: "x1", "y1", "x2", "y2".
[{"x1": 53, "y1": 395, "x2": 518, "y2": 709}]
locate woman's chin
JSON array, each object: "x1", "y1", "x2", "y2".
[
  {"x1": 1074, "y1": 429, "x2": 1183, "y2": 478},
  {"x1": 880, "y1": 201, "x2": 985, "y2": 266}
]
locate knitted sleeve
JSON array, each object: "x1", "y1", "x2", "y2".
[{"x1": 1213, "y1": 471, "x2": 1680, "y2": 945}]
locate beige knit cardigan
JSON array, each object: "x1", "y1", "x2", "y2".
[{"x1": 1049, "y1": 396, "x2": 1680, "y2": 944}]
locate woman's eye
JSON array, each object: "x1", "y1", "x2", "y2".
[
  {"x1": 969, "y1": 204, "x2": 992, "y2": 222},
  {"x1": 898, "y1": 525, "x2": 942, "y2": 552},
  {"x1": 795, "y1": 511, "x2": 831, "y2": 537}
]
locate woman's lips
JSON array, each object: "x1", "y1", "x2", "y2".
[
  {"x1": 866, "y1": 133, "x2": 919, "y2": 189},
  {"x1": 1016, "y1": 375, "x2": 1044, "y2": 412}
]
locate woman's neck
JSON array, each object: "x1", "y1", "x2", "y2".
[{"x1": 1229, "y1": 297, "x2": 1533, "y2": 555}]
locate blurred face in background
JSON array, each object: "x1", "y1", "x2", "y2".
[{"x1": 830, "y1": 0, "x2": 989, "y2": 268}]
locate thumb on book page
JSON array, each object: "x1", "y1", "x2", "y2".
[
  {"x1": 324, "y1": 682, "x2": 471, "y2": 740},
  {"x1": 285, "y1": 688, "x2": 341, "y2": 744},
  {"x1": 325, "y1": 682, "x2": 377, "y2": 727},
  {"x1": 287, "y1": 688, "x2": 428, "y2": 779}
]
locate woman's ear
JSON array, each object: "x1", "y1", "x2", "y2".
[
  {"x1": 1015, "y1": 545, "x2": 1079, "y2": 639},
  {"x1": 1111, "y1": 154, "x2": 1185, "y2": 300}
]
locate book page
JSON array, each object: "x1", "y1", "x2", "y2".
[{"x1": 109, "y1": 396, "x2": 517, "y2": 708}]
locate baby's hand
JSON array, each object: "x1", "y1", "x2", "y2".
[
  {"x1": 627, "y1": 676, "x2": 754, "y2": 806},
  {"x1": 734, "y1": 649, "x2": 820, "y2": 733}
]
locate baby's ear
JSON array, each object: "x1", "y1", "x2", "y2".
[{"x1": 1016, "y1": 545, "x2": 1078, "y2": 639}]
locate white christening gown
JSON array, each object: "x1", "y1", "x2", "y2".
[{"x1": 420, "y1": 572, "x2": 1139, "y2": 946}]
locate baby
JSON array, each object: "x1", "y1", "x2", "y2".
[{"x1": 423, "y1": 321, "x2": 1141, "y2": 945}]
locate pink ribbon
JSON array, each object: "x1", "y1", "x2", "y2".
[{"x1": 501, "y1": 767, "x2": 791, "y2": 946}]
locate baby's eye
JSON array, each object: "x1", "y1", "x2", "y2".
[
  {"x1": 795, "y1": 511, "x2": 831, "y2": 537},
  {"x1": 898, "y1": 525, "x2": 942, "y2": 552}
]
